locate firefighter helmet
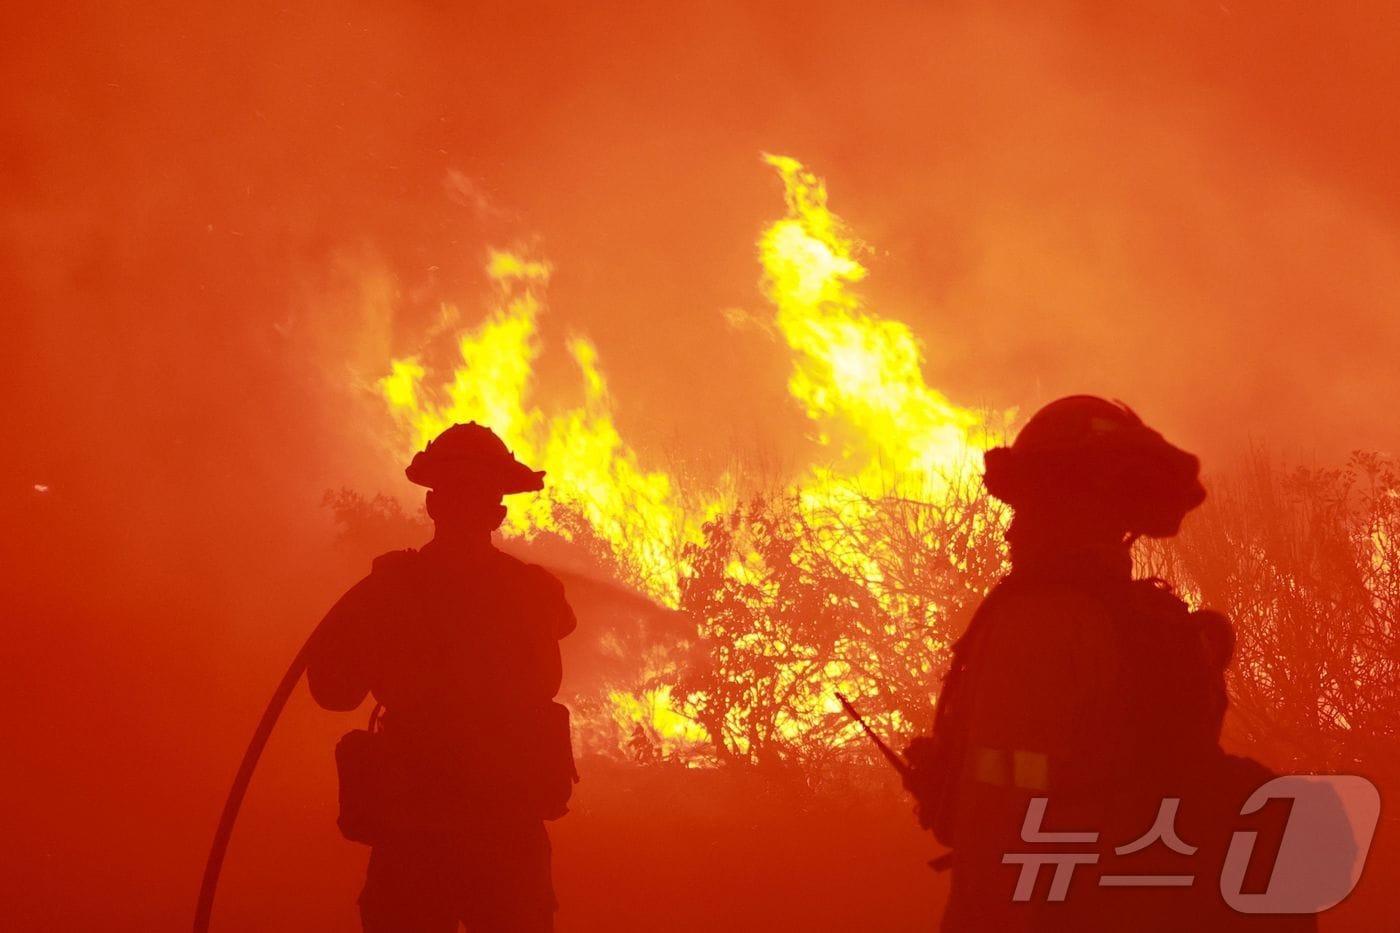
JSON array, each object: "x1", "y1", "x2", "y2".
[
  {"x1": 982, "y1": 395, "x2": 1204, "y2": 537},
  {"x1": 404, "y1": 422, "x2": 545, "y2": 494}
]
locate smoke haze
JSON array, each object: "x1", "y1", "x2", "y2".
[{"x1": 5, "y1": 2, "x2": 1399, "y2": 928}]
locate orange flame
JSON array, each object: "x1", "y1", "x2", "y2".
[
  {"x1": 377, "y1": 155, "x2": 997, "y2": 759},
  {"x1": 379, "y1": 249, "x2": 719, "y2": 606}
]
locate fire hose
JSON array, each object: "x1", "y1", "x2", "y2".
[
  {"x1": 193, "y1": 622, "x2": 322, "y2": 933},
  {"x1": 203, "y1": 657, "x2": 929, "y2": 930},
  {"x1": 192, "y1": 559, "x2": 650, "y2": 931}
]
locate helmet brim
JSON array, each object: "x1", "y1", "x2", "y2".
[{"x1": 405, "y1": 453, "x2": 545, "y2": 494}]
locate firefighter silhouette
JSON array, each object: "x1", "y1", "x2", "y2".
[
  {"x1": 308, "y1": 423, "x2": 577, "y2": 933},
  {"x1": 904, "y1": 396, "x2": 1316, "y2": 931}
]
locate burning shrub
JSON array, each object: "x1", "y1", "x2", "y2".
[
  {"x1": 667, "y1": 466, "x2": 1008, "y2": 772},
  {"x1": 325, "y1": 448, "x2": 1400, "y2": 792},
  {"x1": 352, "y1": 152, "x2": 1396, "y2": 785},
  {"x1": 1157, "y1": 452, "x2": 1400, "y2": 781}
]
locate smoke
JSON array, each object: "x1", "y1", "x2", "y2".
[
  {"x1": 8, "y1": 3, "x2": 1400, "y2": 507},
  {"x1": 5, "y1": 1, "x2": 1400, "y2": 928}
]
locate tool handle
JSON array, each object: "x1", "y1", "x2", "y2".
[{"x1": 835, "y1": 691, "x2": 910, "y2": 776}]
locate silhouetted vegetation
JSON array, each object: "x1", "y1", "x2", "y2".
[
  {"x1": 663, "y1": 454, "x2": 1398, "y2": 789},
  {"x1": 326, "y1": 452, "x2": 1400, "y2": 788}
]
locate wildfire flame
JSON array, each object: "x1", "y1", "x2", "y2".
[
  {"x1": 760, "y1": 154, "x2": 987, "y2": 486},
  {"x1": 377, "y1": 155, "x2": 995, "y2": 760},
  {"x1": 378, "y1": 249, "x2": 712, "y2": 605}
]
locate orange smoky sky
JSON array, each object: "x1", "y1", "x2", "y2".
[{"x1": 4, "y1": 2, "x2": 1400, "y2": 929}]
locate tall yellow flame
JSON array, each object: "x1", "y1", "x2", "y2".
[
  {"x1": 379, "y1": 250, "x2": 714, "y2": 605},
  {"x1": 376, "y1": 156, "x2": 994, "y2": 760},
  {"x1": 761, "y1": 153, "x2": 988, "y2": 489}
]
